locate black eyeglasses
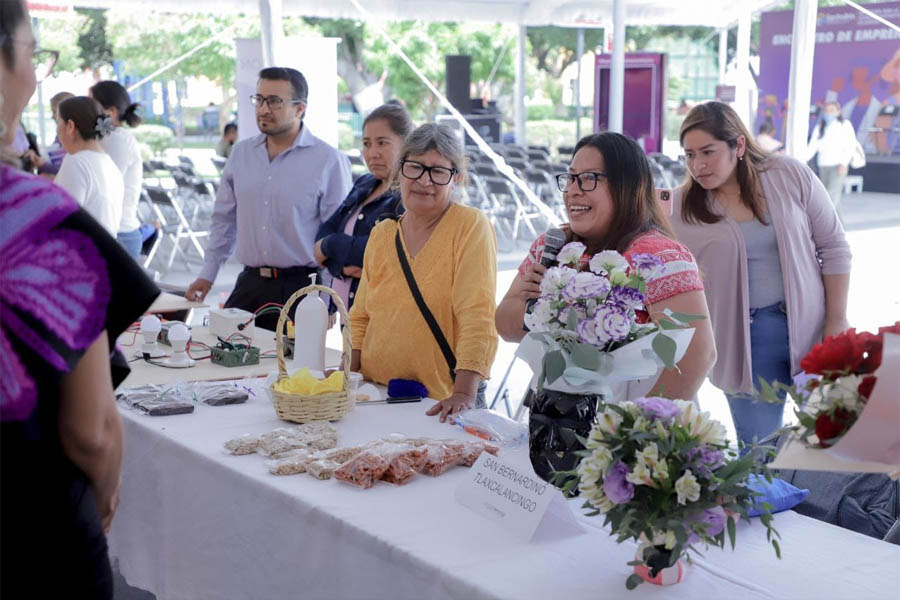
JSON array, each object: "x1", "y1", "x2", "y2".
[
  {"x1": 250, "y1": 95, "x2": 304, "y2": 109},
  {"x1": 400, "y1": 160, "x2": 457, "y2": 186},
  {"x1": 2, "y1": 36, "x2": 58, "y2": 81},
  {"x1": 555, "y1": 171, "x2": 608, "y2": 192}
]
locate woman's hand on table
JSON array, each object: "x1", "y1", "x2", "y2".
[{"x1": 426, "y1": 392, "x2": 475, "y2": 423}]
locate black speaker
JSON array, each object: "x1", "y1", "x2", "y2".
[{"x1": 445, "y1": 55, "x2": 471, "y2": 113}]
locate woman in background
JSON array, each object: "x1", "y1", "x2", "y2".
[
  {"x1": 673, "y1": 101, "x2": 851, "y2": 447},
  {"x1": 91, "y1": 80, "x2": 145, "y2": 258},
  {"x1": 54, "y1": 96, "x2": 124, "y2": 235},
  {"x1": 315, "y1": 103, "x2": 413, "y2": 314},
  {"x1": 349, "y1": 123, "x2": 498, "y2": 421},
  {"x1": 805, "y1": 100, "x2": 858, "y2": 217}
]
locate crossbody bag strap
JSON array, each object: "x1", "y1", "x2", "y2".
[{"x1": 394, "y1": 230, "x2": 456, "y2": 381}]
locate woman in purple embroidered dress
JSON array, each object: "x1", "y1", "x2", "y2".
[{"x1": 0, "y1": 2, "x2": 159, "y2": 597}]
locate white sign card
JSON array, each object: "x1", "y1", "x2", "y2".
[{"x1": 455, "y1": 452, "x2": 584, "y2": 542}]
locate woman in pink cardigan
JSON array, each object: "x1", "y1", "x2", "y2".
[{"x1": 671, "y1": 101, "x2": 852, "y2": 447}]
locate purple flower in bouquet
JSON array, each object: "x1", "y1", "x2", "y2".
[
  {"x1": 562, "y1": 271, "x2": 611, "y2": 303},
  {"x1": 687, "y1": 445, "x2": 726, "y2": 478},
  {"x1": 576, "y1": 312, "x2": 610, "y2": 346},
  {"x1": 604, "y1": 461, "x2": 635, "y2": 504},
  {"x1": 595, "y1": 303, "x2": 631, "y2": 343},
  {"x1": 686, "y1": 505, "x2": 727, "y2": 544},
  {"x1": 629, "y1": 252, "x2": 665, "y2": 279},
  {"x1": 607, "y1": 285, "x2": 646, "y2": 310},
  {"x1": 634, "y1": 396, "x2": 679, "y2": 421}
]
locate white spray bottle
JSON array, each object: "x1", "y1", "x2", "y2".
[{"x1": 291, "y1": 273, "x2": 328, "y2": 373}]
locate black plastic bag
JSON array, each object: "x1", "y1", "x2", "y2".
[{"x1": 526, "y1": 388, "x2": 602, "y2": 492}]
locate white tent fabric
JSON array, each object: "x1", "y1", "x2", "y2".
[{"x1": 39, "y1": 0, "x2": 783, "y2": 27}]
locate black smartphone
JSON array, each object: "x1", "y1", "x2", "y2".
[{"x1": 386, "y1": 396, "x2": 423, "y2": 404}]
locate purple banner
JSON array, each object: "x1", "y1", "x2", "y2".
[{"x1": 757, "y1": 2, "x2": 900, "y2": 156}]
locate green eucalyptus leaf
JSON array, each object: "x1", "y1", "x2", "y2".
[
  {"x1": 625, "y1": 574, "x2": 644, "y2": 590},
  {"x1": 651, "y1": 333, "x2": 678, "y2": 369},
  {"x1": 571, "y1": 342, "x2": 602, "y2": 370},
  {"x1": 727, "y1": 516, "x2": 737, "y2": 550},
  {"x1": 566, "y1": 307, "x2": 578, "y2": 331},
  {"x1": 544, "y1": 350, "x2": 566, "y2": 383}
]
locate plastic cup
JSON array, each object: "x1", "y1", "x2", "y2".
[{"x1": 347, "y1": 372, "x2": 363, "y2": 409}]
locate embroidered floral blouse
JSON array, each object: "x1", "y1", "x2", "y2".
[{"x1": 518, "y1": 228, "x2": 704, "y2": 306}]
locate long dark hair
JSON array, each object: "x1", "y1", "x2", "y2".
[
  {"x1": 90, "y1": 80, "x2": 142, "y2": 127},
  {"x1": 568, "y1": 132, "x2": 674, "y2": 254},
  {"x1": 817, "y1": 101, "x2": 844, "y2": 139},
  {"x1": 678, "y1": 101, "x2": 769, "y2": 225}
]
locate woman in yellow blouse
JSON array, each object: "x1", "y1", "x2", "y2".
[{"x1": 349, "y1": 123, "x2": 498, "y2": 421}]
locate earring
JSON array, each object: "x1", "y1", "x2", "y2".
[{"x1": 739, "y1": 155, "x2": 744, "y2": 161}]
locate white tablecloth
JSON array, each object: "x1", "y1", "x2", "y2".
[{"x1": 109, "y1": 386, "x2": 900, "y2": 600}]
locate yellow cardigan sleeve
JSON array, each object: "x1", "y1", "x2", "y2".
[{"x1": 451, "y1": 210, "x2": 499, "y2": 378}]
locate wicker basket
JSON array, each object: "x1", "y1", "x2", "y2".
[{"x1": 270, "y1": 284, "x2": 352, "y2": 423}]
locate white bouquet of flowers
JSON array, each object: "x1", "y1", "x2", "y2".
[{"x1": 519, "y1": 241, "x2": 696, "y2": 397}]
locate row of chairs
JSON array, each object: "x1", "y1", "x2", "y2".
[{"x1": 137, "y1": 156, "x2": 221, "y2": 279}]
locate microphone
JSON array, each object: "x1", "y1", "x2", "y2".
[{"x1": 523, "y1": 227, "x2": 567, "y2": 329}]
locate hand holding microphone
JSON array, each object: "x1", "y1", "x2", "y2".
[{"x1": 523, "y1": 227, "x2": 567, "y2": 330}]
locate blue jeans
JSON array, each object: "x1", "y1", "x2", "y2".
[
  {"x1": 116, "y1": 228, "x2": 143, "y2": 259},
  {"x1": 725, "y1": 302, "x2": 791, "y2": 447}
]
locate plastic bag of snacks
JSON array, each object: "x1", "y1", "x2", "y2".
[
  {"x1": 334, "y1": 452, "x2": 390, "y2": 489},
  {"x1": 448, "y1": 409, "x2": 527, "y2": 447},
  {"x1": 421, "y1": 441, "x2": 464, "y2": 476},
  {"x1": 459, "y1": 440, "x2": 500, "y2": 467},
  {"x1": 368, "y1": 443, "x2": 427, "y2": 486},
  {"x1": 189, "y1": 381, "x2": 250, "y2": 406},
  {"x1": 266, "y1": 448, "x2": 313, "y2": 475},
  {"x1": 257, "y1": 433, "x2": 309, "y2": 458},
  {"x1": 116, "y1": 383, "x2": 194, "y2": 415},
  {"x1": 224, "y1": 433, "x2": 261, "y2": 455},
  {"x1": 307, "y1": 459, "x2": 342, "y2": 480}
]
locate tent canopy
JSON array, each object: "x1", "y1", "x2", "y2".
[{"x1": 40, "y1": 0, "x2": 782, "y2": 27}]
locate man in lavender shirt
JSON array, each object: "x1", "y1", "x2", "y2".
[{"x1": 186, "y1": 67, "x2": 352, "y2": 330}]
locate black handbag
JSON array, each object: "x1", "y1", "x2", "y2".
[{"x1": 394, "y1": 230, "x2": 456, "y2": 382}]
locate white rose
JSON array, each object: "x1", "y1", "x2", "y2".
[
  {"x1": 832, "y1": 375, "x2": 863, "y2": 411},
  {"x1": 675, "y1": 470, "x2": 701, "y2": 505},
  {"x1": 589, "y1": 250, "x2": 628, "y2": 274}
]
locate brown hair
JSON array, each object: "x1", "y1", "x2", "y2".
[
  {"x1": 678, "y1": 101, "x2": 769, "y2": 225},
  {"x1": 364, "y1": 103, "x2": 414, "y2": 139},
  {"x1": 58, "y1": 96, "x2": 108, "y2": 141},
  {"x1": 569, "y1": 132, "x2": 674, "y2": 254}
]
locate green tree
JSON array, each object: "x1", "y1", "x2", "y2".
[
  {"x1": 33, "y1": 14, "x2": 84, "y2": 75},
  {"x1": 75, "y1": 8, "x2": 113, "y2": 75},
  {"x1": 526, "y1": 27, "x2": 605, "y2": 78},
  {"x1": 109, "y1": 12, "x2": 259, "y2": 125}
]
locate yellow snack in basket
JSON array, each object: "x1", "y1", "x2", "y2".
[{"x1": 274, "y1": 367, "x2": 344, "y2": 395}]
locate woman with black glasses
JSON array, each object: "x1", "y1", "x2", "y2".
[
  {"x1": 348, "y1": 123, "x2": 499, "y2": 421},
  {"x1": 495, "y1": 132, "x2": 716, "y2": 401}
]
